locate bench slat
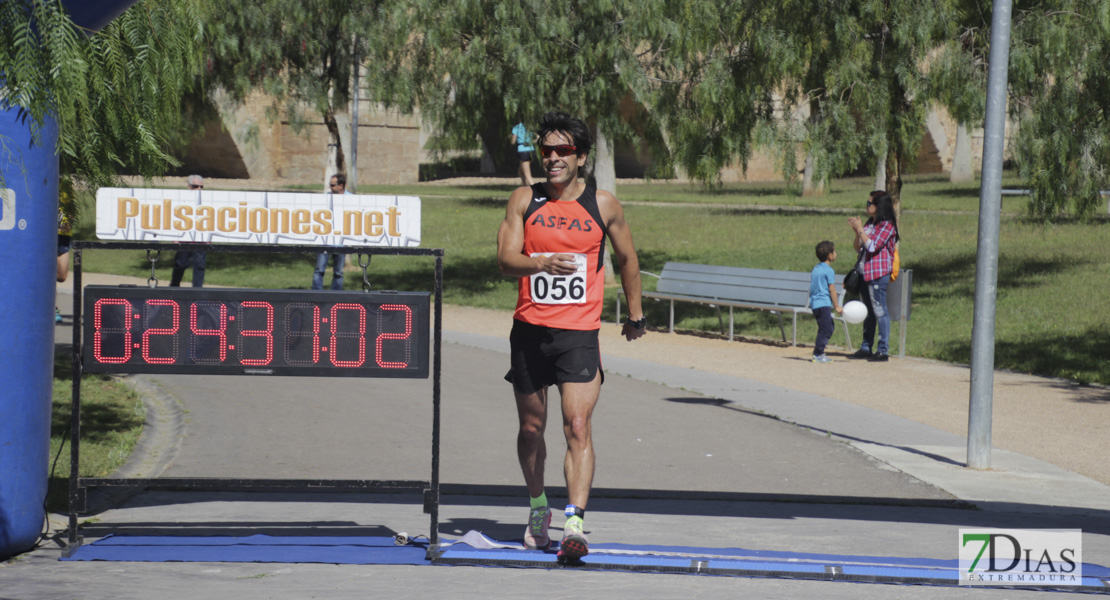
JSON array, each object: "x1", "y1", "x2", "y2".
[
  {"x1": 619, "y1": 262, "x2": 851, "y2": 347},
  {"x1": 661, "y1": 262, "x2": 814, "y2": 282},
  {"x1": 656, "y1": 280, "x2": 810, "y2": 307}
]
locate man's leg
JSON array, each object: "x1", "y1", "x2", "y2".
[
  {"x1": 312, "y1": 253, "x2": 327, "y2": 290},
  {"x1": 516, "y1": 387, "x2": 552, "y2": 549},
  {"x1": 330, "y1": 254, "x2": 345, "y2": 290},
  {"x1": 170, "y1": 251, "x2": 189, "y2": 287},
  {"x1": 515, "y1": 388, "x2": 549, "y2": 498},
  {"x1": 192, "y1": 251, "x2": 207, "y2": 288},
  {"x1": 558, "y1": 374, "x2": 601, "y2": 509},
  {"x1": 555, "y1": 373, "x2": 600, "y2": 560}
]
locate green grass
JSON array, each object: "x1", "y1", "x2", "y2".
[
  {"x1": 47, "y1": 354, "x2": 145, "y2": 512},
  {"x1": 73, "y1": 174, "x2": 1110, "y2": 385}
]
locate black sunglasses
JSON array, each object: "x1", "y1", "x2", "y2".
[
  {"x1": 540, "y1": 144, "x2": 578, "y2": 158},
  {"x1": 189, "y1": 184, "x2": 203, "y2": 189}
]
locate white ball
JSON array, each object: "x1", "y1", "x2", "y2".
[{"x1": 842, "y1": 300, "x2": 868, "y2": 324}]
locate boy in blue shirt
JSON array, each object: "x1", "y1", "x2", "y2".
[{"x1": 810, "y1": 240, "x2": 843, "y2": 363}]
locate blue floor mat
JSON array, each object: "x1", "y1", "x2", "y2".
[
  {"x1": 62, "y1": 534, "x2": 429, "y2": 565},
  {"x1": 432, "y1": 534, "x2": 1110, "y2": 592},
  {"x1": 61, "y1": 532, "x2": 1110, "y2": 592}
]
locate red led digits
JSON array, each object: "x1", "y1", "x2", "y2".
[
  {"x1": 285, "y1": 303, "x2": 321, "y2": 365},
  {"x1": 92, "y1": 298, "x2": 133, "y2": 363},
  {"x1": 329, "y1": 303, "x2": 367, "y2": 367},
  {"x1": 375, "y1": 304, "x2": 413, "y2": 368},
  {"x1": 239, "y1": 301, "x2": 274, "y2": 366},
  {"x1": 189, "y1": 301, "x2": 228, "y2": 363},
  {"x1": 85, "y1": 287, "x2": 427, "y2": 377},
  {"x1": 142, "y1": 299, "x2": 180, "y2": 364}
]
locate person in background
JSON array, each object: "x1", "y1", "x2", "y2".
[
  {"x1": 312, "y1": 173, "x2": 351, "y2": 290},
  {"x1": 510, "y1": 121, "x2": 537, "y2": 187},
  {"x1": 847, "y1": 190, "x2": 899, "y2": 362},
  {"x1": 809, "y1": 240, "x2": 843, "y2": 363},
  {"x1": 55, "y1": 180, "x2": 76, "y2": 323},
  {"x1": 170, "y1": 174, "x2": 207, "y2": 287}
]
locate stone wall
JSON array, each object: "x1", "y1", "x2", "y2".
[
  {"x1": 181, "y1": 90, "x2": 1003, "y2": 185},
  {"x1": 179, "y1": 93, "x2": 422, "y2": 187}
]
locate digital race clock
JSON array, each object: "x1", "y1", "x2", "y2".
[{"x1": 82, "y1": 286, "x2": 430, "y2": 378}]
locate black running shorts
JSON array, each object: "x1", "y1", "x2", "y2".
[{"x1": 504, "y1": 319, "x2": 603, "y2": 395}]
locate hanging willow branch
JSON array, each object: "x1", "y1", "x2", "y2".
[{"x1": 0, "y1": 0, "x2": 205, "y2": 190}]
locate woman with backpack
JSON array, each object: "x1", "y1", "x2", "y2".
[{"x1": 847, "y1": 190, "x2": 900, "y2": 362}]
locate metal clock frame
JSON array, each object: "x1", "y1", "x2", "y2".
[{"x1": 65, "y1": 241, "x2": 444, "y2": 558}]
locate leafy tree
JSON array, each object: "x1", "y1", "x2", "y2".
[
  {"x1": 748, "y1": 0, "x2": 965, "y2": 207},
  {"x1": 203, "y1": 0, "x2": 376, "y2": 188},
  {"x1": 364, "y1": 0, "x2": 677, "y2": 177},
  {"x1": 929, "y1": 2, "x2": 988, "y2": 184},
  {"x1": 0, "y1": 0, "x2": 205, "y2": 190},
  {"x1": 1006, "y1": 0, "x2": 1110, "y2": 218},
  {"x1": 649, "y1": 1, "x2": 783, "y2": 184}
]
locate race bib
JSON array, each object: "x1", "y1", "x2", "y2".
[{"x1": 530, "y1": 253, "x2": 587, "y2": 304}]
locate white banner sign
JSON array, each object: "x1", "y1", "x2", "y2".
[{"x1": 96, "y1": 188, "x2": 421, "y2": 247}]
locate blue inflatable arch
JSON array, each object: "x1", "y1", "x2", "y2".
[{"x1": 0, "y1": 0, "x2": 140, "y2": 559}]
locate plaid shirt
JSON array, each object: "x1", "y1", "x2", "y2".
[{"x1": 862, "y1": 221, "x2": 897, "y2": 281}]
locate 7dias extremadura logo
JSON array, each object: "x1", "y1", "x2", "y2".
[{"x1": 959, "y1": 529, "x2": 1082, "y2": 586}]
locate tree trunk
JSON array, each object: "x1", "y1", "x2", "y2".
[
  {"x1": 594, "y1": 129, "x2": 617, "y2": 193},
  {"x1": 950, "y1": 124, "x2": 974, "y2": 183},
  {"x1": 873, "y1": 155, "x2": 887, "y2": 191},
  {"x1": 479, "y1": 139, "x2": 496, "y2": 174},
  {"x1": 476, "y1": 102, "x2": 514, "y2": 174},
  {"x1": 595, "y1": 129, "x2": 617, "y2": 284},
  {"x1": 885, "y1": 151, "x2": 903, "y2": 222},
  {"x1": 323, "y1": 108, "x2": 347, "y2": 192},
  {"x1": 802, "y1": 153, "x2": 825, "y2": 195},
  {"x1": 802, "y1": 99, "x2": 825, "y2": 195}
]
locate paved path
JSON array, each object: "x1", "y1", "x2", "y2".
[{"x1": 1, "y1": 274, "x2": 1107, "y2": 599}]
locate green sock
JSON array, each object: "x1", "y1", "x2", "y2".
[{"x1": 530, "y1": 492, "x2": 548, "y2": 510}]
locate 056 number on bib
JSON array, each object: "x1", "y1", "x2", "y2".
[{"x1": 530, "y1": 253, "x2": 587, "y2": 304}]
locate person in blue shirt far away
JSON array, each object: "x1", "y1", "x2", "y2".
[{"x1": 810, "y1": 240, "x2": 843, "y2": 363}]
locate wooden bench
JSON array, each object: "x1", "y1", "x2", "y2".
[{"x1": 616, "y1": 262, "x2": 852, "y2": 348}]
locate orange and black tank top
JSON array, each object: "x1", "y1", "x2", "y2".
[{"x1": 514, "y1": 183, "x2": 608, "y2": 330}]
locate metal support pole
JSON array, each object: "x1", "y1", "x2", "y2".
[
  {"x1": 429, "y1": 253, "x2": 443, "y2": 548},
  {"x1": 349, "y1": 36, "x2": 360, "y2": 193},
  {"x1": 68, "y1": 250, "x2": 84, "y2": 548},
  {"x1": 967, "y1": 0, "x2": 1013, "y2": 470},
  {"x1": 899, "y1": 274, "x2": 908, "y2": 358}
]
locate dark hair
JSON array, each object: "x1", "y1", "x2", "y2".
[
  {"x1": 867, "y1": 191, "x2": 900, "y2": 241},
  {"x1": 816, "y1": 240, "x2": 835, "y2": 262},
  {"x1": 538, "y1": 111, "x2": 592, "y2": 156},
  {"x1": 331, "y1": 173, "x2": 347, "y2": 186}
]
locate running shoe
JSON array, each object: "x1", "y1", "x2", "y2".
[
  {"x1": 55, "y1": 308, "x2": 63, "y2": 323},
  {"x1": 558, "y1": 517, "x2": 589, "y2": 561},
  {"x1": 811, "y1": 354, "x2": 832, "y2": 363},
  {"x1": 523, "y1": 506, "x2": 551, "y2": 550}
]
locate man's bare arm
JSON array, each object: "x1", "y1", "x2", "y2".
[
  {"x1": 497, "y1": 187, "x2": 578, "y2": 277},
  {"x1": 598, "y1": 191, "x2": 646, "y2": 340}
]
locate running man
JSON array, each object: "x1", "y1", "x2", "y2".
[{"x1": 496, "y1": 111, "x2": 647, "y2": 562}]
